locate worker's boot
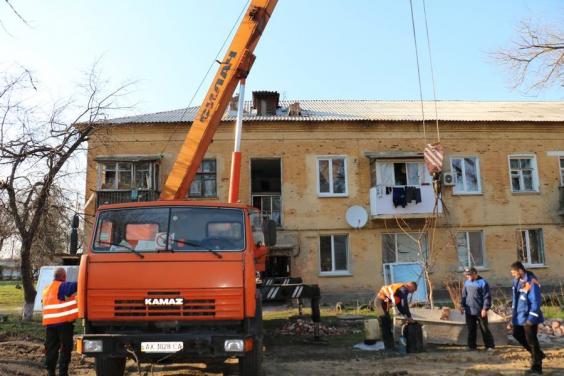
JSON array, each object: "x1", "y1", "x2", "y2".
[{"x1": 525, "y1": 365, "x2": 542, "y2": 375}]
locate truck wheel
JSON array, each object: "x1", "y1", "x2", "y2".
[
  {"x1": 238, "y1": 337, "x2": 262, "y2": 376},
  {"x1": 95, "y1": 356, "x2": 126, "y2": 376},
  {"x1": 239, "y1": 297, "x2": 263, "y2": 376}
]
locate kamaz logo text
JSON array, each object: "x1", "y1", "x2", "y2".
[{"x1": 144, "y1": 298, "x2": 184, "y2": 306}]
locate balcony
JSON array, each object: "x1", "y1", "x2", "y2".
[
  {"x1": 96, "y1": 190, "x2": 160, "y2": 208},
  {"x1": 369, "y1": 185, "x2": 442, "y2": 219}
]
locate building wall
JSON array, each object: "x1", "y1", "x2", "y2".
[{"x1": 85, "y1": 120, "x2": 564, "y2": 295}]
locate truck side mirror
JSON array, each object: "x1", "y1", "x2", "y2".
[
  {"x1": 263, "y1": 219, "x2": 277, "y2": 247},
  {"x1": 69, "y1": 214, "x2": 79, "y2": 255}
]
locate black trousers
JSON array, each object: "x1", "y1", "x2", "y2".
[
  {"x1": 513, "y1": 324, "x2": 543, "y2": 371},
  {"x1": 45, "y1": 322, "x2": 74, "y2": 376},
  {"x1": 376, "y1": 299, "x2": 395, "y2": 350},
  {"x1": 466, "y1": 313, "x2": 495, "y2": 349}
]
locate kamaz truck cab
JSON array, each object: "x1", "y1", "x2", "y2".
[{"x1": 77, "y1": 201, "x2": 274, "y2": 375}]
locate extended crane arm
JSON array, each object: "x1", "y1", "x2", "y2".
[{"x1": 160, "y1": 0, "x2": 278, "y2": 200}]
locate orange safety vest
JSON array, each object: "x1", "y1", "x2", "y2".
[
  {"x1": 42, "y1": 280, "x2": 78, "y2": 326},
  {"x1": 377, "y1": 283, "x2": 406, "y2": 309}
]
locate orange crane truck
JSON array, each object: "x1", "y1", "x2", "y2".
[{"x1": 75, "y1": 1, "x2": 320, "y2": 375}]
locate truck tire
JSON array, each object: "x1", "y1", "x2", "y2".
[
  {"x1": 239, "y1": 297, "x2": 263, "y2": 376},
  {"x1": 95, "y1": 356, "x2": 126, "y2": 376},
  {"x1": 238, "y1": 337, "x2": 262, "y2": 376}
]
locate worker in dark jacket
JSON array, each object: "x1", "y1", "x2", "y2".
[
  {"x1": 511, "y1": 261, "x2": 545, "y2": 375},
  {"x1": 375, "y1": 281, "x2": 417, "y2": 350},
  {"x1": 42, "y1": 268, "x2": 78, "y2": 376},
  {"x1": 460, "y1": 267, "x2": 495, "y2": 351}
]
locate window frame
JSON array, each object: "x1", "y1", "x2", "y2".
[
  {"x1": 508, "y1": 154, "x2": 539, "y2": 193},
  {"x1": 516, "y1": 228, "x2": 545, "y2": 267},
  {"x1": 455, "y1": 230, "x2": 486, "y2": 268},
  {"x1": 189, "y1": 158, "x2": 218, "y2": 198},
  {"x1": 559, "y1": 157, "x2": 564, "y2": 187},
  {"x1": 318, "y1": 234, "x2": 351, "y2": 276},
  {"x1": 97, "y1": 161, "x2": 157, "y2": 191},
  {"x1": 381, "y1": 232, "x2": 428, "y2": 264},
  {"x1": 316, "y1": 156, "x2": 348, "y2": 197},
  {"x1": 450, "y1": 156, "x2": 482, "y2": 195}
]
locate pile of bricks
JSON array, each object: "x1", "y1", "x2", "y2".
[
  {"x1": 277, "y1": 319, "x2": 348, "y2": 336},
  {"x1": 507, "y1": 319, "x2": 564, "y2": 343},
  {"x1": 538, "y1": 319, "x2": 563, "y2": 338}
]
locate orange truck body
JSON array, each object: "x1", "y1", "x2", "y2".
[{"x1": 76, "y1": 1, "x2": 277, "y2": 372}]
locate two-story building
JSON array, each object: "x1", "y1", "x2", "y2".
[{"x1": 84, "y1": 92, "x2": 564, "y2": 301}]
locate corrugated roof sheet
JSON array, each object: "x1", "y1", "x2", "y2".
[{"x1": 103, "y1": 100, "x2": 564, "y2": 125}]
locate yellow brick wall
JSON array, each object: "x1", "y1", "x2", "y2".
[{"x1": 85, "y1": 120, "x2": 564, "y2": 295}]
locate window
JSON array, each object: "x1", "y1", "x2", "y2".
[
  {"x1": 382, "y1": 233, "x2": 428, "y2": 263},
  {"x1": 375, "y1": 161, "x2": 429, "y2": 187},
  {"x1": 252, "y1": 195, "x2": 281, "y2": 226},
  {"x1": 509, "y1": 156, "x2": 539, "y2": 192},
  {"x1": 456, "y1": 231, "x2": 485, "y2": 267},
  {"x1": 317, "y1": 157, "x2": 347, "y2": 196},
  {"x1": 451, "y1": 157, "x2": 481, "y2": 194},
  {"x1": 319, "y1": 235, "x2": 349, "y2": 274},
  {"x1": 98, "y1": 161, "x2": 158, "y2": 190},
  {"x1": 189, "y1": 159, "x2": 217, "y2": 198},
  {"x1": 560, "y1": 157, "x2": 564, "y2": 186},
  {"x1": 516, "y1": 229, "x2": 545, "y2": 266},
  {"x1": 93, "y1": 206, "x2": 245, "y2": 253}
]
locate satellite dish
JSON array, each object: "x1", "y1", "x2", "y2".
[{"x1": 345, "y1": 205, "x2": 368, "y2": 229}]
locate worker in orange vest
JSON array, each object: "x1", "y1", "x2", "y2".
[
  {"x1": 375, "y1": 281, "x2": 417, "y2": 351},
  {"x1": 42, "y1": 267, "x2": 78, "y2": 376}
]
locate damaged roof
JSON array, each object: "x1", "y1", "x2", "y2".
[{"x1": 103, "y1": 100, "x2": 564, "y2": 125}]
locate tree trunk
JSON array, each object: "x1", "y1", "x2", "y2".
[{"x1": 20, "y1": 239, "x2": 37, "y2": 321}]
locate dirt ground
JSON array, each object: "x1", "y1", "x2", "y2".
[{"x1": 1, "y1": 336, "x2": 563, "y2": 376}]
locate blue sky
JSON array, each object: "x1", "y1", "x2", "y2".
[{"x1": 1, "y1": 0, "x2": 562, "y2": 117}]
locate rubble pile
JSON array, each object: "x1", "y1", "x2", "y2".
[
  {"x1": 277, "y1": 319, "x2": 348, "y2": 336},
  {"x1": 538, "y1": 319, "x2": 563, "y2": 338},
  {"x1": 507, "y1": 318, "x2": 564, "y2": 343}
]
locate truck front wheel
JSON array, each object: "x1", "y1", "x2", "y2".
[
  {"x1": 238, "y1": 337, "x2": 262, "y2": 376},
  {"x1": 95, "y1": 356, "x2": 126, "y2": 376}
]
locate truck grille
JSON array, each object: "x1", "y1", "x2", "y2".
[
  {"x1": 88, "y1": 288, "x2": 244, "y2": 320},
  {"x1": 114, "y1": 295, "x2": 215, "y2": 317}
]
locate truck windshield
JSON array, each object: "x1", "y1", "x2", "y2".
[{"x1": 93, "y1": 207, "x2": 245, "y2": 253}]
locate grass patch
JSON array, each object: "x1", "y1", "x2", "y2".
[
  {"x1": 543, "y1": 306, "x2": 564, "y2": 320},
  {"x1": 0, "y1": 280, "x2": 24, "y2": 313},
  {"x1": 0, "y1": 314, "x2": 44, "y2": 341}
]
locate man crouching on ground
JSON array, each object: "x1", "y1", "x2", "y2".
[{"x1": 375, "y1": 281, "x2": 417, "y2": 351}]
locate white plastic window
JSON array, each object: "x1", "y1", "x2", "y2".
[
  {"x1": 516, "y1": 229, "x2": 544, "y2": 266},
  {"x1": 451, "y1": 157, "x2": 481, "y2": 194},
  {"x1": 317, "y1": 157, "x2": 348, "y2": 196},
  {"x1": 509, "y1": 156, "x2": 539, "y2": 192}
]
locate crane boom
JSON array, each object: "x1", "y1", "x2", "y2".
[{"x1": 160, "y1": 0, "x2": 278, "y2": 200}]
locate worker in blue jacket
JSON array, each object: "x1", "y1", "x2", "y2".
[
  {"x1": 511, "y1": 261, "x2": 545, "y2": 375},
  {"x1": 460, "y1": 267, "x2": 495, "y2": 351}
]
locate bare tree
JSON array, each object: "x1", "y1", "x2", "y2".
[
  {"x1": 0, "y1": 65, "x2": 131, "y2": 320},
  {"x1": 494, "y1": 19, "x2": 564, "y2": 92}
]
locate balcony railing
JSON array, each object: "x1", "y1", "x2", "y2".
[
  {"x1": 369, "y1": 185, "x2": 442, "y2": 218},
  {"x1": 96, "y1": 190, "x2": 160, "y2": 208}
]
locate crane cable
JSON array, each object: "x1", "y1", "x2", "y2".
[
  {"x1": 158, "y1": 0, "x2": 251, "y2": 157},
  {"x1": 422, "y1": 0, "x2": 441, "y2": 143},
  {"x1": 409, "y1": 0, "x2": 441, "y2": 144},
  {"x1": 408, "y1": 0, "x2": 427, "y2": 146}
]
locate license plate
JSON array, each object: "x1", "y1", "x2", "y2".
[{"x1": 140, "y1": 341, "x2": 183, "y2": 353}]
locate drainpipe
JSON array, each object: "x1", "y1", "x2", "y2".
[{"x1": 228, "y1": 79, "x2": 245, "y2": 203}]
